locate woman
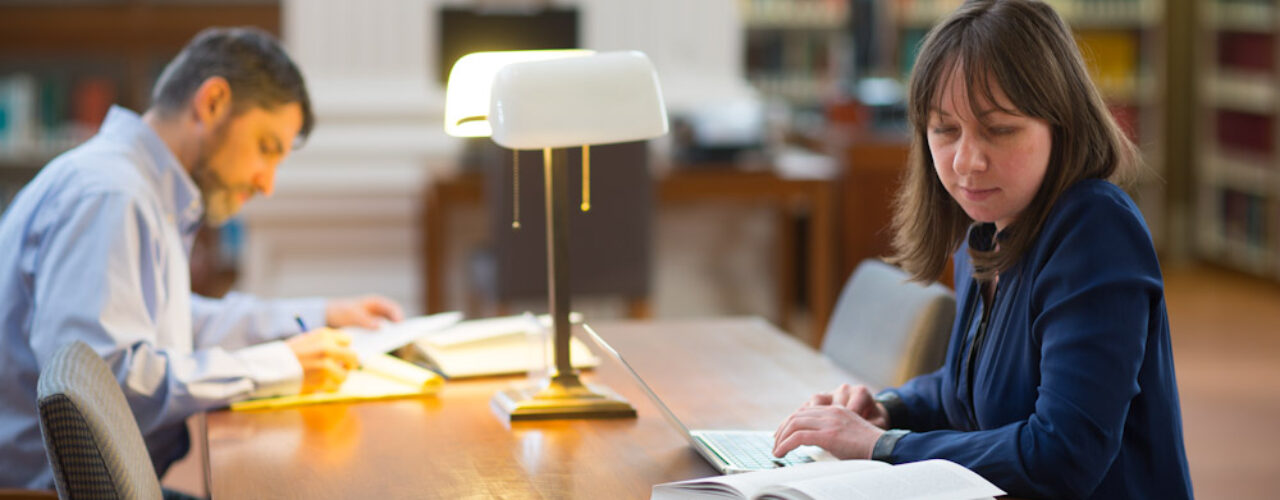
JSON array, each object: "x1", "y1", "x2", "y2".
[{"x1": 771, "y1": 1, "x2": 1193, "y2": 498}]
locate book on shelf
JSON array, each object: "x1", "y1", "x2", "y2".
[
  {"x1": 1107, "y1": 103, "x2": 1140, "y2": 142},
  {"x1": 70, "y1": 76, "x2": 115, "y2": 131},
  {"x1": 1220, "y1": 188, "x2": 1269, "y2": 249},
  {"x1": 1216, "y1": 109, "x2": 1274, "y2": 159},
  {"x1": 1217, "y1": 31, "x2": 1274, "y2": 73},
  {"x1": 0, "y1": 74, "x2": 37, "y2": 152},
  {"x1": 651, "y1": 458, "x2": 1004, "y2": 500},
  {"x1": 1074, "y1": 30, "x2": 1138, "y2": 101}
]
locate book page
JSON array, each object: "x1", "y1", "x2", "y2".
[
  {"x1": 417, "y1": 334, "x2": 599, "y2": 379},
  {"x1": 419, "y1": 312, "x2": 583, "y2": 348},
  {"x1": 412, "y1": 314, "x2": 599, "y2": 378},
  {"x1": 651, "y1": 461, "x2": 888, "y2": 500},
  {"x1": 757, "y1": 459, "x2": 1004, "y2": 500},
  {"x1": 345, "y1": 311, "x2": 463, "y2": 363}
]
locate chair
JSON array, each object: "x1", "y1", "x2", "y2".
[
  {"x1": 820, "y1": 259, "x2": 956, "y2": 388},
  {"x1": 468, "y1": 140, "x2": 654, "y2": 318},
  {"x1": 0, "y1": 490, "x2": 56, "y2": 499},
  {"x1": 36, "y1": 341, "x2": 164, "y2": 500}
]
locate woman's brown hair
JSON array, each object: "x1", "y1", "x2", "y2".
[{"x1": 887, "y1": 0, "x2": 1140, "y2": 282}]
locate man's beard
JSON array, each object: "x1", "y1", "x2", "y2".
[{"x1": 190, "y1": 119, "x2": 244, "y2": 227}]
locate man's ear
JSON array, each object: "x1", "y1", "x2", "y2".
[{"x1": 191, "y1": 76, "x2": 232, "y2": 127}]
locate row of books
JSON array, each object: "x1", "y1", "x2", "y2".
[
  {"x1": 1211, "y1": 0, "x2": 1276, "y2": 32},
  {"x1": 741, "y1": 0, "x2": 850, "y2": 107},
  {"x1": 746, "y1": 30, "x2": 837, "y2": 76},
  {"x1": 1220, "y1": 188, "x2": 1271, "y2": 251},
  {"x1": 1216, "y1": 109, "x2": 1274, "y2": 160},
  {"x1": 900, "y1": 0, "x2": 1158, "y2": 28},
  {"x1": 1217, "y1": 31, "x2": 1273, "y2": 73},
  {"x1": 1200, "y1": 1, "x2": 1279, "y2": 277},
  {"x1": 0, "y1": 72, "x2": 116, "y2": 161},
  {"x1": 740, "y1": 0, "x2": 848, "y2": 29},
  {"x1": 897, "y1": 28, "x2": 1148, "y2": 107},
  {"x1": 1075, "y1": 30, "x2": 1144, "y2": 103}
]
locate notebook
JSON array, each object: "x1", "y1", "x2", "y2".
[{"x1": 580, "y1": 324, "x2": 837, "y2": 474}]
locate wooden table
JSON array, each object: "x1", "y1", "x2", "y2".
[
  {"x1": 422, "y1": 169, "x2": 838, "y2": 344},
  {"x1": 204, "y1": 318, "x2": 861, "y2": 499}
]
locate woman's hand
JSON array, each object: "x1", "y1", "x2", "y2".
[
  {"x1": 802, "y1": 384, "x2": 889, "y2": 429},
  {"x1": 772, "y1": 405, "x2": 885, "y2": 460},
  {"x1": 324, "y1": 294, "x2": 404, "y2": 329}
]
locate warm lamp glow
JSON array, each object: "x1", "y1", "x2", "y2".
[{"x1": 443, "y1": 49, "x2": 593, "y2": 138}]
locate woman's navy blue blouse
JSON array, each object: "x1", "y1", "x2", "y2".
[{"x1": 879, "y1": 179, "x2": 1193, "y2": 499}]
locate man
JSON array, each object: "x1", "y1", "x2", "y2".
[{"x1": 0, "y1": 27, "x2": 403, "y2": 488}]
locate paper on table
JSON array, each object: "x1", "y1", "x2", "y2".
[
  {"x1": 410, "y1": 312, "x2": 597, "y2": 379},
  {"x1": 345, "y1": 311, "x2": 463, "y2": 363},
  {"x1": 421, "y1": 311, "x2": 583, "y2": 348}
]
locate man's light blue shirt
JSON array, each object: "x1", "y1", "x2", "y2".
[{"x1": 0, "y1": 106, "x2": 326, "y2": 489}]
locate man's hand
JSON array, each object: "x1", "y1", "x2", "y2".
[
  {"x1": 325, "y1": 294, "x2": 404, "y2": 329},
  {"x1": 285, "y1": 328, "x2": 358, "y2": 394},
  {"x1": 772, "y1": 405, "x2": 885, "y2": 460},
  {"x1": 803, "y1": 383, "x2": 889, "y2": 429}
]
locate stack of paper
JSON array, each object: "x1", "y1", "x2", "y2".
[{"x1": 410, "y1": 313, "x2": 599, "y2": 379}]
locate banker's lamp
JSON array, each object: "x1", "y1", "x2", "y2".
[{"x1": 443, "y1": 50, "x2": 668, "y2": 420}]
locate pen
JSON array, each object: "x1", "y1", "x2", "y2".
[
  {"x1": 294, "y1": 315, "x2": 308, "y2": 332},
  {"x1": 422, "y1": 360, "x2": 450, "y2": 382}
]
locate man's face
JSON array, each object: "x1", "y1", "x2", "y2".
[{"x1": 191, "y1": 103, "x2": 303, "y2": 226}]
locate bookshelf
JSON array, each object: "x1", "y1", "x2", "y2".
[
  {"x1": 1196, "y1": 0, "x2": 1279, "y2": 278},
  {"x1": 0, "y1": 1, "x2": 280, "y2": 212},
  {"x1": 892, "y1": 0, "x2": 1168, "y2": 249},
  {"x1": 740, "y1": 0, "x2": 852, "y2": 107}
]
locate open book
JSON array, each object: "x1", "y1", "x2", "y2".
[
  {"x1": 230, "y1": 312, "x2": 462, "y2": 411},
  {"x1": 406, "y1": 313, "x2": 599, "y2": 379},
  {"x1": 231, "y1": 353, "x2": 444, "y2": 411},
  {"x1": 652, "y1": 459, "x2": 1005, "y2": 500}
]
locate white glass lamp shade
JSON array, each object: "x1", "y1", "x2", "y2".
[
  {"x1": 489, "y1": 51, "x2": 669, "y2": 149},
  {"x1": 443, "y1": 49, "x2": 593, "y2": 137}
]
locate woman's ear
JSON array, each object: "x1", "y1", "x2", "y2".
[{"x1": 190, "y1": 76, "x2": 232, "y2": 126}]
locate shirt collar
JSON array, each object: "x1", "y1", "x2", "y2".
[{"x1": 100, "y1": 106, "x2": 204, "y2": 235}]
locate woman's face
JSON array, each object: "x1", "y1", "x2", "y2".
[{"x1": 926, "y1": 69, "x2": 1052, "y2": 231}]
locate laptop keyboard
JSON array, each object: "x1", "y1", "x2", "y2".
[{"x1": 699, "y1": 432, "x2": 815, "y2": 470}]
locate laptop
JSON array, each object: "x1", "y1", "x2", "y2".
[{"x1": 582, "y1": 324, "x2": 838, "y2": 474}]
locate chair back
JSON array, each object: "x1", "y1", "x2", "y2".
[
  {"x1": 477, "y1": 140, "x2": 653, "y2": 302},
  {"x1": 821, "y1": 259, "x2": 955, "y2": 388},
  {"x1": 37, "y1": 341, "x2": 163, "y2": 500}
]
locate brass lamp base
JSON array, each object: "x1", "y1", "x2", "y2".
[{"x1": 493, "y1": 375, "x2": 636, "y2": 421}]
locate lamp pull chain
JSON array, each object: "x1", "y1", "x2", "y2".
[
  {"x1": 581, "y1": 145, "x2": 591, "y2": 212},
  {"x1": 511, "y1": 149, "x2": 521, "y2": 229}
]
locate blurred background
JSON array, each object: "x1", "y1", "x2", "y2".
[{"x1": 0, "y1": 0, "x2": 1276, "y2": 497}]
